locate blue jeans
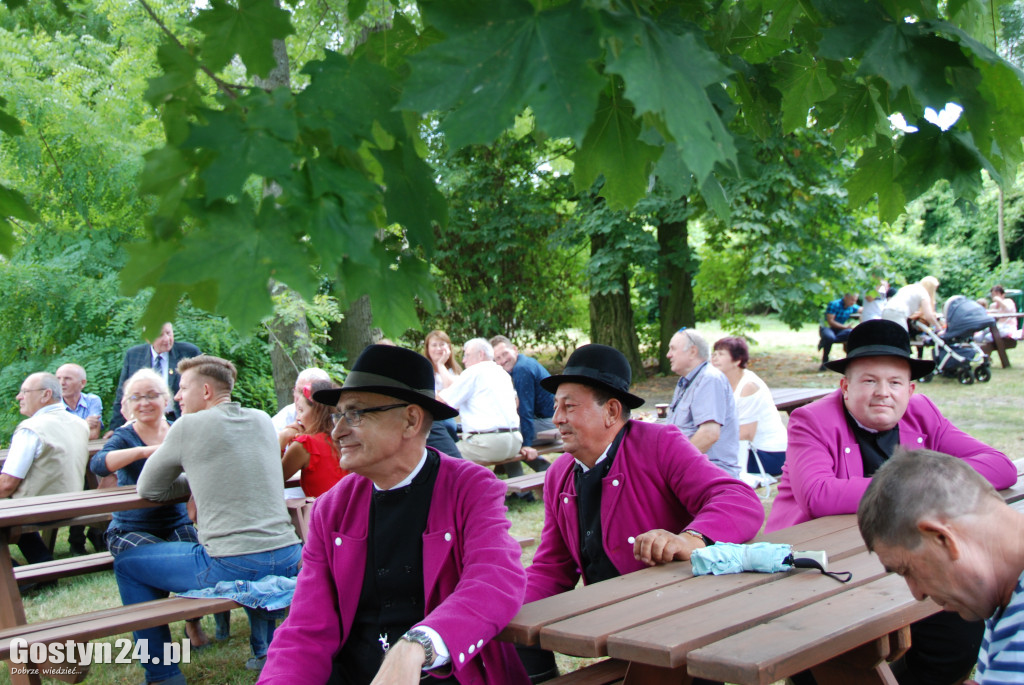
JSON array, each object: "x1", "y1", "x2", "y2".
[
  {"x1": 113, "y1": 542, "x2": 302, "y2": 682},
  {"x1": 819, "y1": 326, "x2": 852, "y2": 362}
]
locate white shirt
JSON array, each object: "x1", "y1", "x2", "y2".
[
  {"x1": 2, "y1": 404, "x2": 65, "y2": 479},
  {"x1": 440, "y1": 360, "x2": 519, "y2": 433},
  {"x1": 152, "y1": 348, "x2": 169, "y2": 386},
  {"x1": 271, "y1": 403, "x2": 296, "y2": 432}
]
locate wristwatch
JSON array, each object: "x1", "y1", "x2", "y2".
[
  {"x1": 683, "y1": 529, "x2": 714, "y2": 546},
  {"x1": 400, "y1": 628, "x2": 436, "y2": 668}
]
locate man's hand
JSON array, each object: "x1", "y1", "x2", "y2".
[
  {"x1": 518, "y1": 446, "x2": 539, "y2": 461},
  {"x1": 187, "y1": 495, "x2": 198, "y2": 524},
  {"x1": 633, "y1": 528, "x2": 705, "y2": 566},
  {"x1": 369, "y1": 638, "x2": 426, "y2": 685},
  {"x1": 86, "y1": 416, "x2": 102, "y2": 440},
  {"x1": 101, "y1": 430, "x2": 114, "y2": 440},
  {"x1": 0, "y1": 474, "x2": 22, "y2": 499}
]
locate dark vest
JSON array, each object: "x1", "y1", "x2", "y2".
[{"x1": 574, "y1": 428, "x2": 627, "y2": 585}]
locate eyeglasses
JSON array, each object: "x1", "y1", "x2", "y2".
[
  {"x1": 330, "y1": 403, "x2": 410, "y2": 428},
  {"x1": 128, "y1": 393, "x2": 164, "y2": 402},
  {"x1": 19, "y1": 388, "x2": 47, "y2": 395}
]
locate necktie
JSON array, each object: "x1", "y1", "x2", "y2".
[{"x1": 153, "y1": 355, "x2": 163, "y2": 375}]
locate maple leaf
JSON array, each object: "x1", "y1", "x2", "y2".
[
  {"x1": 573, "y1": 92, "x2": 661, "y2": 210},
  {"x1": 402, "y1": 0, "x2": 604, "y2": 148},
  {"x1": 298, "y1": 53, "x2": 398, "y2": 150},
  {"x1": 603, "y1": 11, "x2": 736, "y2": 185},
  {"x1": 190, "y1": 0, "x2": 295, "y2": 78}
]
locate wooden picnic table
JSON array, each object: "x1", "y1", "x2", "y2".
[
  {"x1": 502, "y1": 483, "x2": 1024, "y2": 684},
  {"x1": 769, "y1": 387, "x2": 831, "y2": 414},
  {"x1": 0, "y1": 439, "x2": 106, "y2": 464},
  {"x1": 0, "y1": 475, "x2": 306, "y2": 684}
]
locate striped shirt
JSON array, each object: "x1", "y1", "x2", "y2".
[{"x1": 978, "y1": 572, "x2": 1024, "y2": 684}]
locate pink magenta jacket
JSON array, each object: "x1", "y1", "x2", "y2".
[
  {"x1": 766, "y1": 390, "x2": 1015, "y2": 532},
  {"x1": 525, "y1": 420, "x2": 764, "y2": 603},
  {"x1": 259, "y1": 452, "x2": 530, "y2": 685}
]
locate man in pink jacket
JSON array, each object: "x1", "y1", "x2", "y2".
[
  {"x1": 259, "y1": 345, "x2": 529, "y2": 685},
  {"x1": 520, "y1": 344, "x2": 764, "y2": 681},
  {"x1": 767, "y1": 319, "x2": 1015, "y2": 685}
]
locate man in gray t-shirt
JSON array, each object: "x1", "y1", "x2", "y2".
[
  {"x1": 666, "y1": 329, "x2": 741, "y2": 476},
  {"x1": 115, "y1": 355, "x2": 301, "y2": 685}
]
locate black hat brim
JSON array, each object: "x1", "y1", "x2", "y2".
[
  {"x1": 823, "y1": 348, "x2": 935, "y2": 380},
  {"x1": 312, "y1": 386, "x2": 459, "y2": 421},
  {"x1": 540, "y1": 374, "x2": 646, "y2": 409}
]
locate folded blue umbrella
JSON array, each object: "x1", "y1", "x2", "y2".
[
  {"x1": 691, "y1": 543, "x2": 851, "y2": 583},
  {"x1": 691, "y1": 542, "x2": 793, "y2": 575}
]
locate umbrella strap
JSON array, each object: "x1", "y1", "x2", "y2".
[{"x1": 784, "y1": 555, "x2": 853, "y2": 583}]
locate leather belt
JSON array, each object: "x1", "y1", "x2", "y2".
[{"x1": 466, "y1": 428, "x2": 520, "y2": 435}]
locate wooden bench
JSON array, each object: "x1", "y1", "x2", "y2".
[
  {"x1": 0, "y1": 485, "x2": 312, "y2": 684},
  {"x1": 505, "y1": 472, "x2": 547, "y2": 496}
]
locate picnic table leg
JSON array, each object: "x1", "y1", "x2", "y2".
[
  {"x1": 0, "y1": 528, "x2": 41, "y2": 685},
  {"x1": 809, "y1": 634, "x2": 899, "y2": 685},
  {"x1": 623, "y1": 661, "x2": 692, "y2": 685},
  {"x1": 0, "y1": 530, "x2": 90, "y2": 684}
]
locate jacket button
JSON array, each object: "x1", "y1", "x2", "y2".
[
  {"x1": 563, "y1": 497, "x2": 569, "y2": 504},
  {"x1": 628, "y1": 536, "x2": 636, "y2": 544},
  {"x1": 844, "y1": 447, "x2": 851, "y2": 454},
  {"x1": 917, "y1": 437, "x2": 924, "y2": 444},
  {"x1": 477, "y1": 639, "x2": 483, "y2": 648},
  {"x1": 612, "y1": 479, "x2": 620, "y2": 486},
  {"x1": 334, "y1": 537, "x2": 342, "y2": 546},
  {"x1": 459, "y1": 653, "x2": 465, "y2": 663},
  {"x1": 444, "y1": 532, "x2": 452, "y2": 542},
  {"x1": 468, "y1": 644, "x2": 475, "y2": 654}
]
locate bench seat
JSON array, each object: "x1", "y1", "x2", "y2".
[
  {"x1": 506, "y1": 473, "x2": 547, "y2": 495},
  {"x1": 13, "y1": 553, "x2": 112, "y2": 584},
  {"x1": 0, "y1": 596, "x2": 239, "y2": 662}
]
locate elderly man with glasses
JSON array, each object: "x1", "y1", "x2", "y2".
[
  {"x1": 666, "y1": 328, "x2": 741, "y2": 476},
  {"x1": 259, "y1": 345, "x2": 530, "y2": 685},
  {"x1": 2, "y1": 372, "x2": 89, "y2": 566}
]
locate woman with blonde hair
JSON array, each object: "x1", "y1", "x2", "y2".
[
  {"x1": 90, "y1": 368, "x2": 212, "y2": 646},
  {"x1": 882, "y1": 275, "x2": 942, "y2": 331},
  {"x1": 423, "y1": 329, "x2": 462, "y2": 393}
]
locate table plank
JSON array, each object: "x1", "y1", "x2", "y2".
[
  {"x1": 541, "y1": 525, "x2": 873, "y2": 658},
  {"x1": 604, "y1": 551, "x2": 887, "y2": 668},
  {"x1": 501, "y1": 515, "x2": 860, "y2": 645},
  {"x1": 686, "y1": 574, "x2": 939, "y2": 685}
]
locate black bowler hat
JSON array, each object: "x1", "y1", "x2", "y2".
[
  {"x1": 311, "y1": 345, "x2": 459, "y2": 420},
  {"x1": 541, "y1": 344, "x2": 645, "y2": 409},
  {"x1": 824, "y1": 319, "x2": 935, "y2": 379}
]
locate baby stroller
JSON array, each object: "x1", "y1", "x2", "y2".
[{"x1": 914, "y1": 295, "x2": 995, "y2": 384}]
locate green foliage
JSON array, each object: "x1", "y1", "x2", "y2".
[
  {"x1": 694, "y1": 129, "x2": 876, "y2": 330},
  {"x1": 2, "y1": 0, "x2": 1015, "y2": 338},
  {"x1": 420, "y1": 131, "x2": 585, "y2": 348}
]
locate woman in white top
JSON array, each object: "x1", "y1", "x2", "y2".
[
  {"x1": 711, "y1": 337, "x2": 788, "y2": 476},
  {"x1": 881, "y1": 276, "x2": 941, "y2": 331}
]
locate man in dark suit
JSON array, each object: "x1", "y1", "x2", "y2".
[{"x1": 108, "y1": 323, "x2": 200, "y2": 431}]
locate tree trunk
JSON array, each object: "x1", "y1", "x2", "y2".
[
  {"x1": 998, "y1": 185, "x2": 1009, "y2": 267},
  {"x1": 588, "y1": 234, "x2": 643, "y2": 379},
  {"x1": 329, "y1": 294, "x2": 381, "y2": 363},
  {"x1": 258, "y1": 34, "x2": 314, "y2": 408},
  {"x1": 657, "y1": 214, "x2": 696, "y2": 374}
]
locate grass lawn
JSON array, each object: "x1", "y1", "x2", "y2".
[{"x1": 5, "y1": 317, "x2": 1022, "y2": 684}]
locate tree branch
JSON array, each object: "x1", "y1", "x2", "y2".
[{"x1": 137, "y1": 0, "x2": 240, "y2": 100}]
